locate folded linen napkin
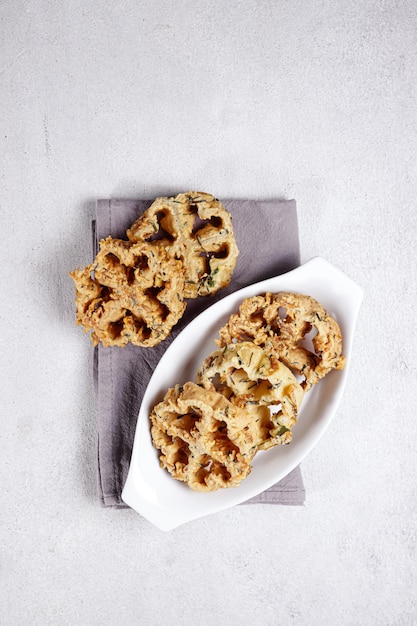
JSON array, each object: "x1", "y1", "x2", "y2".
[{"x1": 92, "y1": 197, "x2": 305, "y2": 508}]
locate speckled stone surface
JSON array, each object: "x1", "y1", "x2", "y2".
[{"x1": 1, "y1": 1, "x2": 416, "y2": 624}]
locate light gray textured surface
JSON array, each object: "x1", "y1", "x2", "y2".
[{"x1": 1, "y1": 1, "x2": 416, "y2": 624}]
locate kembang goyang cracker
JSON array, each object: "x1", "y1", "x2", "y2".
[
  {"x1": 70, "y1": 191, "x2": 239, "y2": 348},
  {"x1": 150, "y1": 292, "x2": 345, "y2": 492}
]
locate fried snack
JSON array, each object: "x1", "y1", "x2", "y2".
[
  {"x1": 126, "y1": 191, "x2": 239, "y2": 298},
  {"x1": 217, "y1": 292, "x2": 346, "y2": 391},
  {"x1": 70, "y1": 237, "x2": 186, "y2": 347},
  {"x1": 196, "y1": 342, "x2": 304, "y2": 450},
  {"x1": 150, "y1": 382, "x2": 258, "y2": 491}
]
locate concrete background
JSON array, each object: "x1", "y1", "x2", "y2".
[{"x1": 1, "y1": 1, "x2": 416, "y2": 624}]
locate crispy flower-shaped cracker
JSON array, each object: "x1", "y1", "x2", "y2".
[
  {"x1": 127, "y1": 191, "x2": 239, "y2": 298},
  {"x1": 150, "y1": 382, "x2": 256, "y2": 492},
  {"x1": 70, "y1": 237, "x2": 186, "y2": 348},
  {"x1": 196, "y1": 342, "x2": 304, "y2": 450},
  {"x1": 217, "y1": 292, "x2": 346, "y2": 391},
  {"x1": 70, "y1": 191, "x2": 239, "y2": 348},
  {"x1": 150, "y1": 295, "x2": 346, "y2": 491}
]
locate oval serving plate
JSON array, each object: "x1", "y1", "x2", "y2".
[{"x1": 122, "y1": 257, "x2": 363, "y2": 531}]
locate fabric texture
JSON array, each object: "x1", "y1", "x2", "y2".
[{"x1": 92, "y1": 197, "x2": 305, "y2": 508}]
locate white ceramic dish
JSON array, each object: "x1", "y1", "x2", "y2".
[{"x1": 122, "y1": 257, "x2": 363, "y2": 531}]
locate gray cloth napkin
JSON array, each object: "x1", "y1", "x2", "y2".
[{"x1": 93, "y1": 197, "x2": 305, "y2": 508}]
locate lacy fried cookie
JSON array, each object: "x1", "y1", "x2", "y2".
[
  {"x1": 150, "y1": 382, "x2": 257, "y2": 491},
  {"x1": 70, "y1": 237, "x2": 186, "y2": 348},
  {"x1": 70, "y1": 191, "x2": 239, "y2": 348},
  {"x1": 149, "y1": 294, "x2": 346, "y2": 491},
  {"x1": 217, "y1": 292, "x2": 346, "y2": 391},
  {"x1": 126, "y1": 191, "x2": 239, "y2": 298},
  {"x1": 196, "y1": 341, "x2": 304, "y2": 450}
]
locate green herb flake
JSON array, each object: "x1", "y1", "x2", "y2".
[{"x1": 276, "y1": 425, "x2": 290, "y2": 436}]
